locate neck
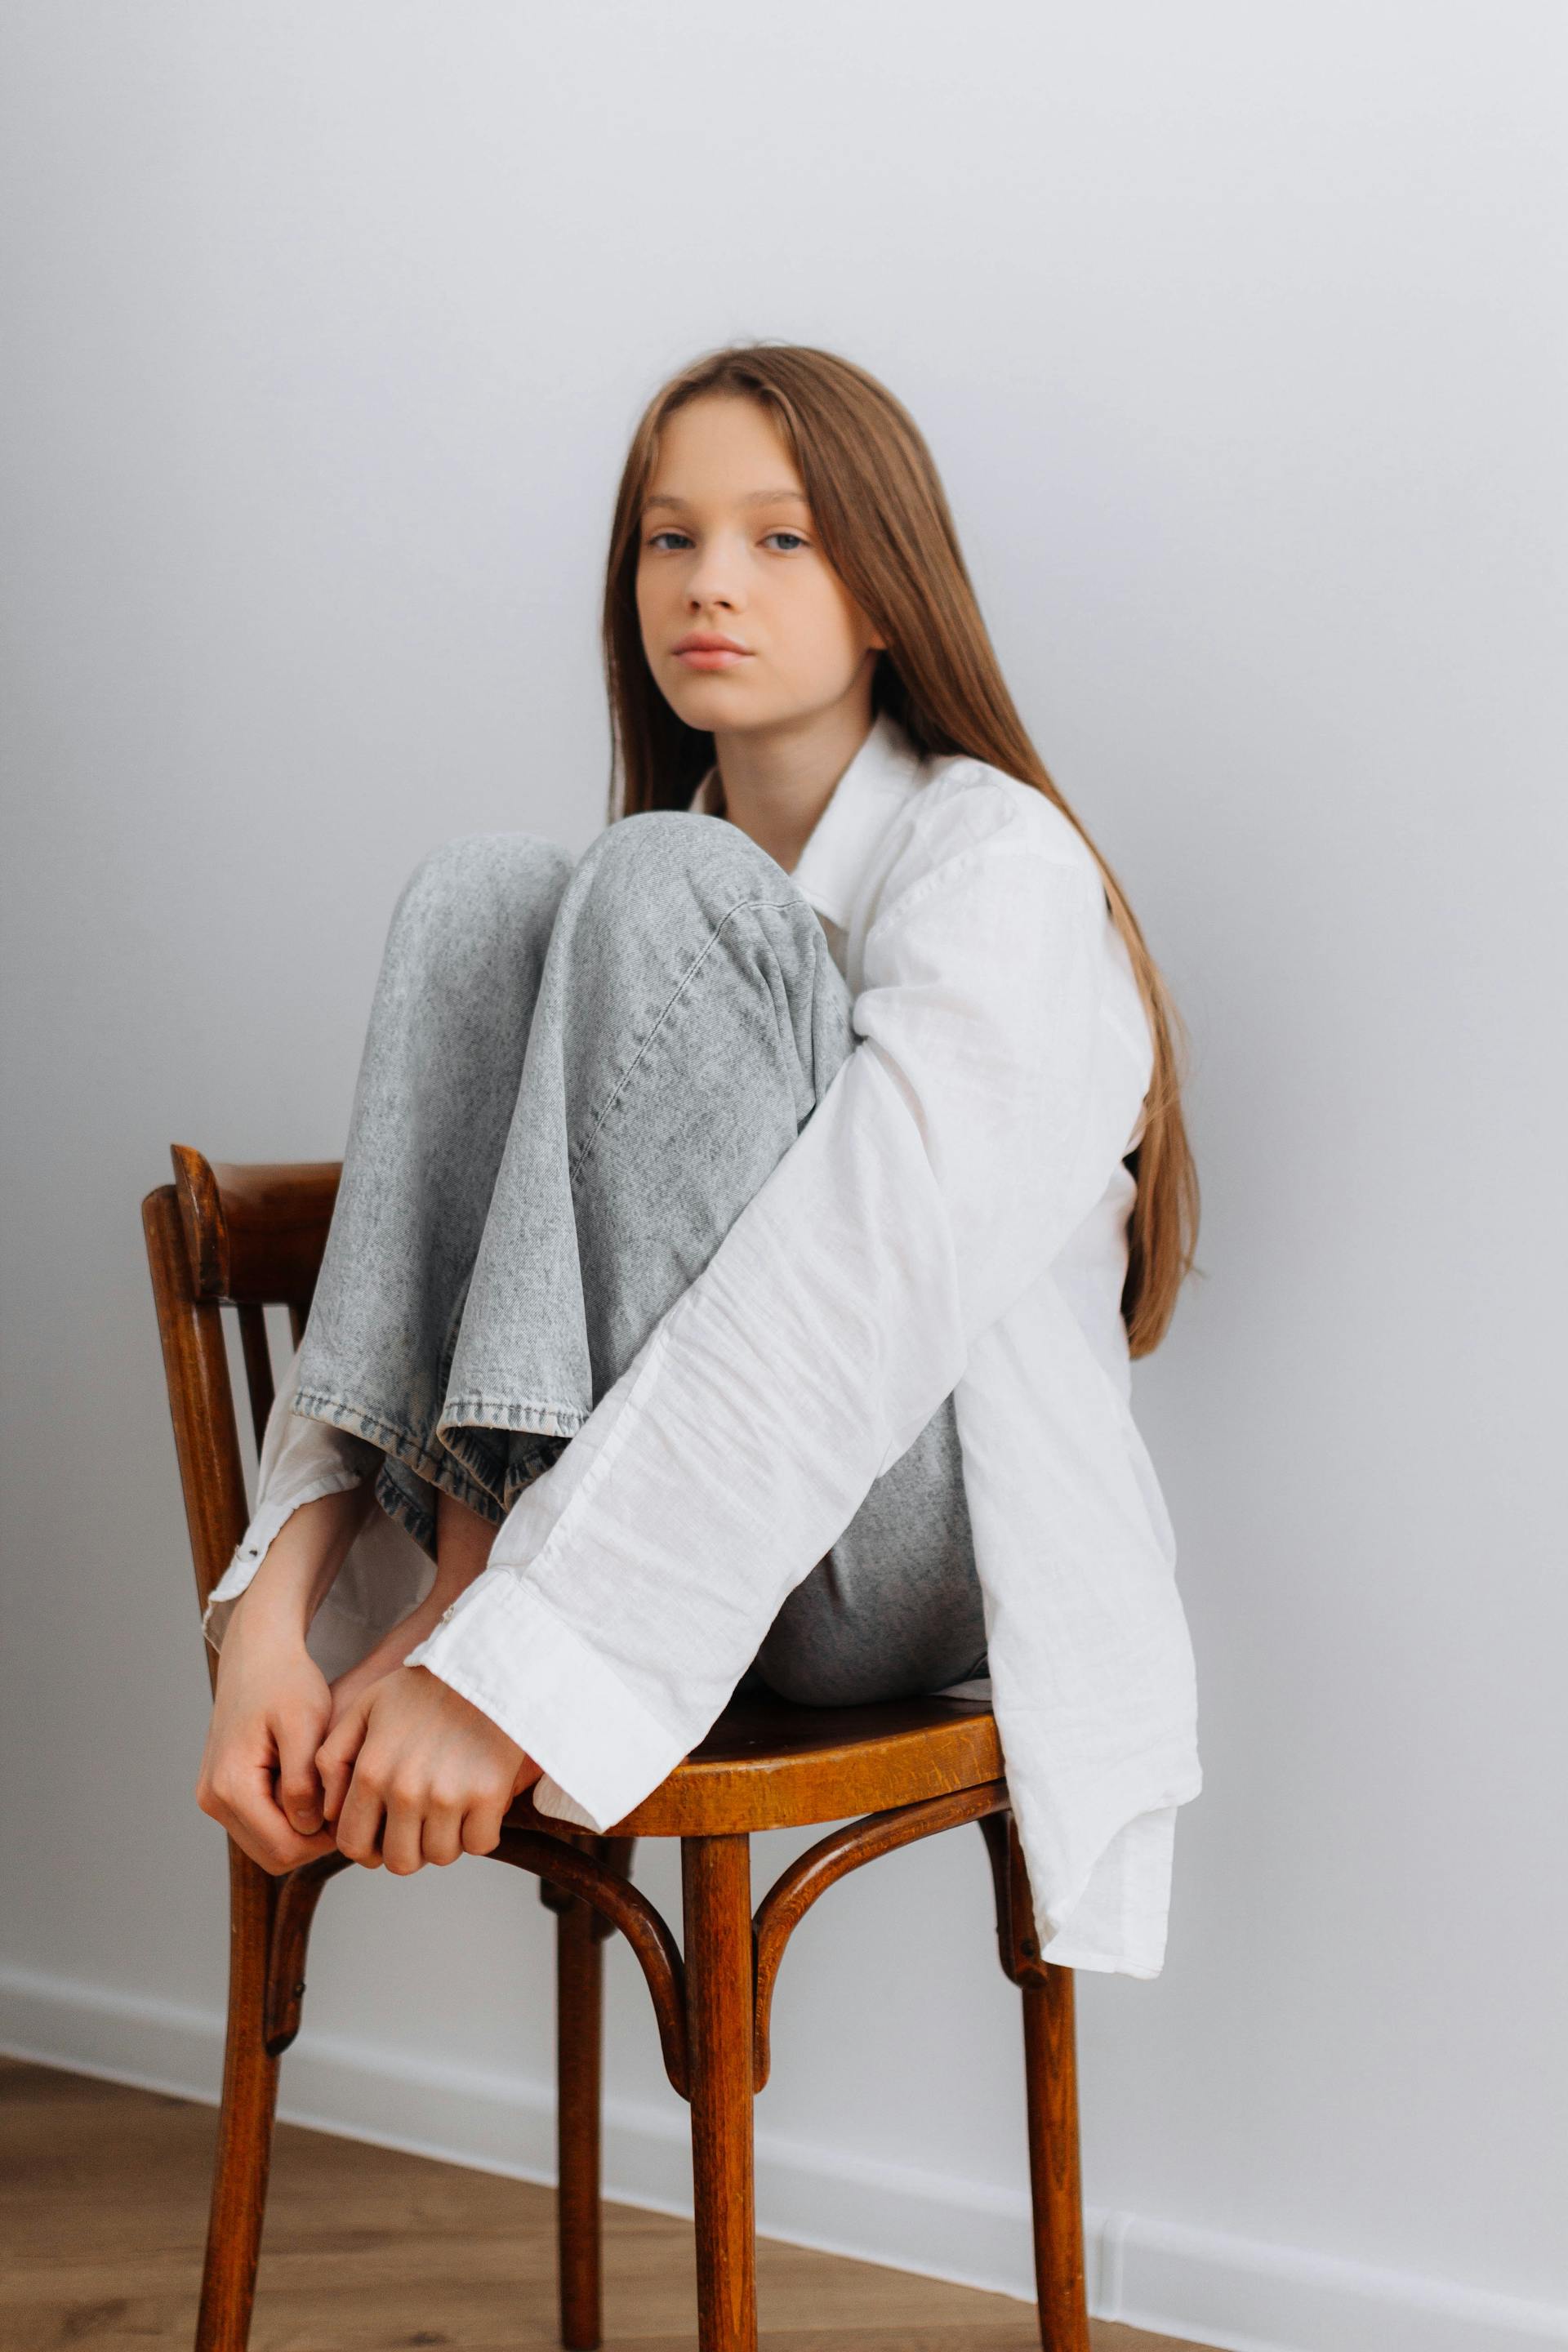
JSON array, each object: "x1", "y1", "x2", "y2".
[{"x1": 710, "y1": 691, "x2": 877, "y2": 874}]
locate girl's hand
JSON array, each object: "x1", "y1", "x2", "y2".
[
  {"x1": 317, "y1": 1665, "x2": 543, "y2": 1873},
  {"x1": 195, "y1": 1592, "x2": 340, "y2": 1874}
]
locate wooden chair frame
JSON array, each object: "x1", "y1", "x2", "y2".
[{"x1": 143, "y1": 1144, "x2": 1090, "y2": 2351}]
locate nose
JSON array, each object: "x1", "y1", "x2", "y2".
[{"x1": 683, "y1": 535, "x2": 745, "y2": 611}]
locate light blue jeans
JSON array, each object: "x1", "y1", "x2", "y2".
[{"x1": 291, "y1": 812, "x2": 988, "y2": 1705}]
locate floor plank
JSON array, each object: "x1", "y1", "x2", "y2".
[{"x1": 0, "y1": 2056, "x2": 1217, "y2": 2350}]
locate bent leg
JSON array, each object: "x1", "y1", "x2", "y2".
[
  {"x1": 291, "y1": 831, "x2": 575, "y2": 1548},
  {"x1": 436, "y1": 808, "x2": 852, "y2": 1507},
  {"x1": 436, "y1": 809, "x2": 987, "y2": 1698}
]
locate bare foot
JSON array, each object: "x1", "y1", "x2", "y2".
[{"x1": 327, "y1": 1486, "x2": 501, "y2": 1729}]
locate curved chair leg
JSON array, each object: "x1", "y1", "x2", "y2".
[
  {"x1": 555, "y1": 1893, "x2": 604, "y2": 2350},
  {"x1": 195, "y1": 1846, "x2": 281, "y2": 2352},
  {"x1": 1022, "y1": 1964, "x2": 1090, "y2": 2351},
  {"x1": 682, "y1": 1835, "x2": 756, "y2": 2352}
]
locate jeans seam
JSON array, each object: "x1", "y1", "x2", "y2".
[{"x1": 567, "y1": 892, "x2": 804, "y2": 1190}]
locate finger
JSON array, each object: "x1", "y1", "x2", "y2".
[
  {"x1": 316, "y1": 1695, "x2": 368, "y2": 1782},
  {"x1": 460, "y1": 1794, "x2": 508, "y2": 1858},
  {"x1": 420, "y1": 1788, "x2": 466, "y2": 1869},
  {"x1": 317, "y1": 1699, "x2": 371, "y2": 1825},
  {"x1": 275, "y1": 1717, "x2": 328, "y2": 1836},
  {"x1": 198, "y1": 1751, "x2": 287, "y2": 1861},
  {"x1": 333, "y1": 1757, "x2": 386, "y2": 1868},
  {"x1": 205, "y1": 1760, "x2": 336, "y2": 1874},
  {"x1": 381, "y1": 1778, "x2": 429, "y2": 1878},
  {"x1": 236, "y1": 1819, "x2": 339, "y2": 1874}
]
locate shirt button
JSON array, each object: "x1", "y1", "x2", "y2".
[{"x1": 439, "y1": 1603, "x2": 457, "y2": 1623}]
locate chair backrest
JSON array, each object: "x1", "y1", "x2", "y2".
[{"x1": 140, "y1": 1144, "x2": 340, "y2": 1685}]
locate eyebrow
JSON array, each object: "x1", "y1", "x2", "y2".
[{"x1": 643, "y1": 488, "x2": 809, "y2": 514}]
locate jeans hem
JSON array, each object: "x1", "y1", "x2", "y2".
[
  {"x1": 434, "y1": 1419, "x2": 568, "y2": 1514},
  {"x1": 373, "y1": 1458, "x2": 440, "y2": 1561},
  {"x1": 292, "y1": 1388, "x2": 500, "y2": 1522},
  {"x1": 435, "y1": 1395, "x2": 589, "y2": 1439}
]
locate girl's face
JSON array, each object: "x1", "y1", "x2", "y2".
[{"x1": 635, "y1": 394, "x2": 884, "y2": 741}]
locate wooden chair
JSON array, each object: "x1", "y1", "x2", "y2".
[{"x1": 143, "y1": 1143, "x2": 1091, "y2": 2352}]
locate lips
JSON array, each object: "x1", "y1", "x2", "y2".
[
  {"x1": 674, "y1": 635, "x2": 752, "y2": 671},
  {"x1": 674, "y1": 633, "x2": 751, "y2": 655}
]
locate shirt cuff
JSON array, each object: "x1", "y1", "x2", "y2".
[
  {"x1": 1036, "y1": 1802, "x2": 1183, "y2": 1978},
  {"x1": 202, "y1": 1466, "x2": 371, "y2": 1655},
  {"x1": 402, "y1": 1561, "x2": 690, "y2": 1833}
]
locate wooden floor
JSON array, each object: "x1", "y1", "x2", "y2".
[{"x1": 1, "y1": 2057, "x2": 1218, "y2": 2351}]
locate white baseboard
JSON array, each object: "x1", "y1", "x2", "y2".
[{"x1": 2, "y1": 1965, "x2": 1562, "y2": 2352}]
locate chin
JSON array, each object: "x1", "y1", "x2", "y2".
[{"x1": 672, "y1": 687, "x2": 759, "y2": 726}]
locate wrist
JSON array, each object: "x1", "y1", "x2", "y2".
[
  {"x1": 430, "y1": 1489, "x2": 501, "y2": 1608},
  {"x1": 229, "y1": 1568, "x2": 314, "y2": 1650},
  {"x1": 428, "y1": 1553, "x2": 496, "y2": 1613},
  {"x1": 238, "y1": 1481, "x2": 377, "y2": 1643}
]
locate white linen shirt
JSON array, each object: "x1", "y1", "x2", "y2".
[{"x1": 203, "y1": 707, "x2": 1201, "y2": 1977}]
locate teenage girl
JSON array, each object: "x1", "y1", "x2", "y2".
[{"x1": 196, "y1": 343, "x2": 1200, "y2": 1977}]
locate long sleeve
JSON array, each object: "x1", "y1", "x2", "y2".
[{"x1": 404, "y1": 776, "x2": 1142, "y2": 1831}]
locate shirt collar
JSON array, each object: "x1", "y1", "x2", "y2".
[{"x1": 686, "y1": 707, "x2": 925, "y2": 929}]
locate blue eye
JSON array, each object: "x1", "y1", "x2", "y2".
[{"x1": 643, "y1": 527, "x2": 809, "y2": 553}]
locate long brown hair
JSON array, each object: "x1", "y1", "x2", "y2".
[{"x1": 600, "y1": 341, "x2": 1200, "y2": 1355}]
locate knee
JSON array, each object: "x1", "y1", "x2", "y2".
[
  {"x1": 391, "y1": 831, "x2": 574, "y2": 941},
  {"x1": 381, "y1": 833, "x2": 574, "y2": 1002},
  {"x1": 570, "y1": 808, "x2": 684, "y2": 910},
  {"x1": 569, "y1": 808, "x2": 783, "y2": 951}
]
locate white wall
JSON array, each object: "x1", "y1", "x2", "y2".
[{"x1": 2, "y1": 7, "x2": 1563, "y2": 2347}]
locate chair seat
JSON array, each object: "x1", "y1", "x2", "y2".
[
  {"x1": 145, "y1": 1147, "x2": 1089, "y2": 2352},
  {"x1": 510, "y1": 1690, "x2": 1002, "y2": 1839}
]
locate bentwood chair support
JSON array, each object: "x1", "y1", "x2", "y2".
[{"x1": 143, "y1": 1144, "x2": 1091, "y2": 2352}]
